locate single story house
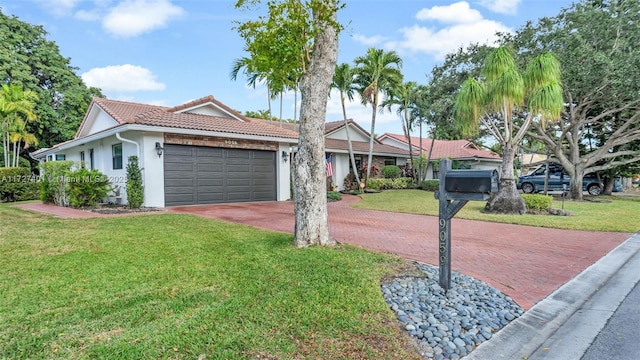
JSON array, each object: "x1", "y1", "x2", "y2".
[
  {"x1": 32, "y1": 96, "x2": 411, "y2": 207},
  {"x1": 378, "y1": 133, "x2": 502, "y2": 178},
  {"x1": 32, "y1": 96, "x2": 299, "y2": 207}
]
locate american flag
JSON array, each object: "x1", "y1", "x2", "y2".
[{"x1": 326, "y1": 154, "x2": 334, "y2": 177}]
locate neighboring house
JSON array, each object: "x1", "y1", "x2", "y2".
[
  {"x1": 322, "y1": 120, "x2": 411, "y2": 190},
  {"x1": 250, "y1": 119, "x2": 412, "y2": 191},
  {"x1": 378, "y1": 133, "x2": 502, "y2": 179},
  {"x1": 32, "y1": 96, "x2": 298, "y2": 207}
]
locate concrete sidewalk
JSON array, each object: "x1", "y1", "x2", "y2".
[{"x1": 464, "y1": 232, "x2": 640, "y2": 360}]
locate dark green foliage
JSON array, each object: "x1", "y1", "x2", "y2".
[
  {"x1": 0, "y1": 167, "x2": 38, "y2": 202},
  {"x1": 0, "y1": 11, "x2": 103, "y2": 149},
  {"x1": 66, "y1": 168, "x2": 110, "y2": 208},
  {"x1": 126, "y1": 156, "x2": 144, "y2": 208},
  {"x1": 381, "y1": 165, "x2": 402, "y2": 179},
  {"x1": 326, "y1": 191, "x2": 342, "y2": 201},
  {"x1": 367, "y1": 178, "x2": 416, "y2": 190},
  {"x1": 522, "y1": 194, "x2": 553, "y2": 212},
  {"x1": 39, "y1": 161, "x2": 74, "y2": 205},
  {"x1": 420, "y1": 179, "x2": 440, "y2": 192}
]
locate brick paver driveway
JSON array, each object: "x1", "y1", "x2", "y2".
[{"x1": 169, "y1": 194, "x2": 632, "y2": 309}]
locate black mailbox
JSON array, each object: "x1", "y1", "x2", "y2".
[{"x1": 445, "y1": 169, "x2": 499, "y2": 194}]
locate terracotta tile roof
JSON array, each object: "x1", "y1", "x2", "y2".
[
  {"x1": 78, "y1": 97, "x2": 299, "y2": 140},
  {"x1": 325, "y1": 138, "x2": 410, "y2": 156},
  {"x1": 380, "y1": 133, "x2": 501, "y2": 160},
  {"x1": 324, "y1": 119, "x2": 380, "y2": 142}
]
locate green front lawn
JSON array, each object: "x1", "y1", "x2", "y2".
[
  {"x1": 0, "y1": 204, "x2": 420, "y2": 359},
  {"x1": 354, "y1": 190, "x2": 640, "y2": 233}
]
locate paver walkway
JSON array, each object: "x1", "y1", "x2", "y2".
[{"x1": 169, "y1": 195, "x2": 632, "y2": 309}]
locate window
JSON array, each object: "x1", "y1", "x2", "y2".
[
  {"x1": 112, "y1": 143, "x2": 123, "y2": 170},
  {"x1": 80, "y1": 151, "x2": 85, "y2": 167},
  {"x1": 89, "y1": 149, "x2": 94, "y2": 170},
  {"x1": 384, "y1": 158, "x2": 396, "y2": 166},
  {"x1": 55, "y1": 154, "x2": 66, "y2": 161}
]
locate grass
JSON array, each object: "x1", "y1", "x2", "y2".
[
  {"x1": 0, "y1": 203, "x2": 422, "y2": 360},
  {"x1": 353, "y1": 190, "x2": 640, "y2": 233}
]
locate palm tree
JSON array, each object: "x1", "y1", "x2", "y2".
[
  {"x1": 331, "y1": 63, "x2": 361, "y2": 188},
  {"x1": 230, "y1": 57, "x2": 273, "y2": 121},
  {"x1": 410, "y1": 85, "x2": 432, "y2": 182},
  {"x1": 383, "y1": 80, "x2": 420, "y2": 179},
  {"x1": 0, "y1": 83, "x2": 38, "y2": 168},
  {"x1": 353, "y1": 48, "x2": 403, "y2": 187},
  {"x1": 9, "y1": 116, "x2": 38, "y2": 167},
  {"x1": 454, "y1": 46, "x2": 563, "y2": 213}
]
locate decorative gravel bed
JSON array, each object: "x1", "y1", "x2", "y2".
[{"x1": 381, "y1": 263, "x2": 524, "y2": 360}]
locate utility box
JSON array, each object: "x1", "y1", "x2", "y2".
[{"x1": 445, "y1": 169, "x2": 499, "y2": 194}]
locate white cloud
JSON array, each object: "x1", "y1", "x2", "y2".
[
  {"x1": 384, "y1": 2, "x2": 512, "y2": 60},
  {"x1": 352, "y1": 34, "x2": 388, "y2": 46},
  {"x1": 479, "y1": 0, "x2": 522, "y2": 15},
  {"x1": 81, "y1": 64, "x2": 166, "y2": 92},
  {"x1": 36, "y1": 0, "x2": 82, "y2": 17},
  {"x1": 75, "y1": 9, "x2": 102, "y2": 21},
  {"x1": 416, "y1": 1, "x2": 482, "y2": 24},
  {"x1": 102, "y1": 0, "x2": 185, "y2": 37},
  {"x1": 325, "y1": 89, "x2": 399, "y2": 131}
]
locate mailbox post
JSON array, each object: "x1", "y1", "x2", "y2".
[{"x1": 435, "y1": 158, "x2": 498, "y2": 290}]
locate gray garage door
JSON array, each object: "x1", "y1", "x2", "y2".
[{"x1": 164, "y1": 145, "x2": 276, "y2": 206}]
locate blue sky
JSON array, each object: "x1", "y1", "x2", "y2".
[{"x1": 1, "y1": 0, "x2": 575, "y2": 136}]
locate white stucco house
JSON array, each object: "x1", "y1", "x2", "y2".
[
  {"x1": 32, "y1": 96, "x2": 411, "y2": 207},
  {"x1": 378, "y1": 133, "x2": 502, "y2": 178},
  {"x1": 32, "y1": 96, "x2": 299, "y2": 207}
]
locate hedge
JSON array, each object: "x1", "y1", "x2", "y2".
[
  {"x1": 367, "y1": 177, "x2": 416, "y2": 190},
  {"x1": 0, "y1": 167, "x2": 39, "y2": 202},
  {"x1": 522, "y1": 194, "x2": 553, "y2": 212}
]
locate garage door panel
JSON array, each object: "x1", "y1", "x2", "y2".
[
  {"x1": 164, "y1": 163, "x2": 195, "y2": 172},
  {"x1": 198, "y1": 179, "x2": 224, "y2": 186},
  {"x1": 164, "y1": 144, "x2": 276, "y2": 206},
  {"x1": 227, "y1": 149, "x2": 251, "y2": 159},
  {"x1": 227, "y1": 164, "x2": 250, "y2": 172},
  {"x1": 165, "y1": 178, "x2": 194, "y2": 187},
  {"x1": 165, "y1": 146, "x2": 194, "y2": 156},
  {"x1": 227, "y1": 192, "x2": 251, "y2": 201},
  {"x1": 198, "y1": 164, "x2": 224, "y2": 172}
]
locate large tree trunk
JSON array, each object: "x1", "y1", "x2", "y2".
[
  {"x1": 485, "y1": 142, "x2": 526, "y2": 214},
  {"x1": 570, "y1": 175, "x2": 584, "y2": 200},
  {"x1": 293, "y1": 4, "x2": 338, "y2": 247}
]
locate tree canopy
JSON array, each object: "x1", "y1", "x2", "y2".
[{"x1": 0, "y1": 11, "x2": 103, "y2": 150}]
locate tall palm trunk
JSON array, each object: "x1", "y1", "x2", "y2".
[
  {"x1": 340, "y1": 93, "x2": 360, "y2": 188},
  {"x1": 365, "y1": 91, "x2": 378, "y2": 187},
  {"x1": 402, "y1": 108, "x2": 414, "y2": 180},
  {"x1": 418, "y1": 121, "x2": 424, "y2": 182},
  {"x1": 426, "y1": 127, "x2": 436, "y2": 180}
]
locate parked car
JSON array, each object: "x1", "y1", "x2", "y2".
[{"x1": 517, "y1": 164, "x2": 622, "y2": 195}]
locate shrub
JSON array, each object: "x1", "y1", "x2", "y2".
[
  {"x1": 0, "y1": 167, "x2": 39, "y2": 202},
  {"x1": 420, "y1": 179, "x2": 440, "y2": 192},
  {"x1": 522, "y1": 194, "x2": 553, "y2": 212},
  {"x1": 40, "y1": 161, "x2": 75, "y2": 206},
  {"x1": 367, "y1": 177, "x2": 416, "y2": 190},
  {"x1": 327, "y1": 191, "x2": 342, "y2": 201},
  {"x1": 66, "y1": 168, "x2": 111, "y2": 207},
  {"x1": 381, "y1": 165, "x2": 402, "y2": 179},
  {"x1": 126, "y1": 156, "x2": 144, "y2": 208},
  {"x1": 343, "y1": 172, "x2": 360, "y2": 192}
]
